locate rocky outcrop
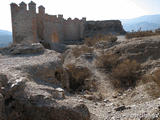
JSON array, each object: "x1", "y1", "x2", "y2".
[
  {"x1": 85, "y1": 20, "x2": 126, "y2": 37},
  {"x1": 0, "y1": 43, "x2": 45, "y2": 55},
  {"x1": 108, "y1": 35, "x2": 160, "y2": 63}
]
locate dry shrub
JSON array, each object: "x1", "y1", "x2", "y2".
[
  {"x1": 155, "y1": 29, "x2": 160, "y2": 34},
  {"x1": 72, "y1": 45, "x2": 93, "y2": 58},
  {"x1": 141, "y1": 74, "x2": 160, "y2": 99},
  {"x1": 150, "y1": 69, "x2": 160, "y2": 86},
  {"x1": 111, "y1": 59, "x2": 141, "y2": 89},
  {"x1": 125, "y1": 30, "x2": 160, "y2": 39},
  {"x1": 96, "y1": 52, "x2": 119, "y2": 72},
  {"x1": 85, "y1": 34, "x2": 117, "y2": 46},
  {"x1": 66, "y1": 64, "x2": 91, "y2": 91}
]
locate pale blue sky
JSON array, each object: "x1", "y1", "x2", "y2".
[
  {"x1": 1, "y1": 0, "x2": 160, "y2": 31},
  {"x1": 133, "y1": 0, "x2": 160, "y2": 13}
]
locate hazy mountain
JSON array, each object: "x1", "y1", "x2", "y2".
[
  {"x1": 121, "y1": 14, "x2": 160, "y2": 32},
  {"x1": 0, "y1": 30, "x2": 12, "y2": 47},
  {"x1": 0, "y1": 30, "x2": 12, "y2": 35}
]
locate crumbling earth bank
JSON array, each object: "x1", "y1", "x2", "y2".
[{"x1": 0, "y1": 48, "x2": 90, "y2": 120}]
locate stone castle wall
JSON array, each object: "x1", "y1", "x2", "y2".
[
  {"x1": 10, "y1": 1, "x2": 126, "y2": 50},
  {"x1": 10, "y1": 2, "x2": 38, "y2": 44},
  {"x1": 10, "y1": 1, "x2": 86, "y2": 48}
]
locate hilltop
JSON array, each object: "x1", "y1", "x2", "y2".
[{"x1": 1, "y1": 34, "x2": 160, "y2": 119}]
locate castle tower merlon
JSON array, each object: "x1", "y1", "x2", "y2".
[
  {"x1": 82, "y1": 17, "x2": 86, "y2": 22},
  {"x1": 67, "y1": 17, "x2": 72, "y2": 21},
  {"x1": 10, "y1": 3, "x2": 19, "y2": 15},
  {"x1": 53, "y1": 15, "x2": 58, "y2": 21},
  {"x1": 38, "y1": 5, "x2": 45, "y2": 15},
  {"x1": 53, "y1": 15, "x2": 57, "y2": 19},
  {"x1": 19, "y1": 1, "x2": 27, "y2": 11},
  {"x1": 58, "y1": 14, "x2": 63, "y2": 19},
  {"x1": 29, "y1": 1, "x2": 36, "y2": 14},
  {"x1": 66, "y1": 18, "x2": 73, "y2": 24},
  {"x1": 10, "y1": 3, "x2": 19, "y2": 8},
  {"x1": 74, "y1": 18, "x2": 80, "y2": 22}
]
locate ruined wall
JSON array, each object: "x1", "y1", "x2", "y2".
[
  {"x1": 63, "y1": 18, "x2": 86, "y2": 44},
  {"x1": 43, "y1": 15, "x2": 65, "y2": 44},
  {"x1": 85, "y1": 20, "x2": 126, "y2": 37},
  {"x1": 10, "y1": 2, "x2": 38, "y2": 44},
  {"x1": 64, "y1": 19, "x2": 80, "y2": 44}
]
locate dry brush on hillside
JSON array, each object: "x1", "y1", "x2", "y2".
[{"x1": 126, "y1": 30, "x2": 160, "y2": 39}]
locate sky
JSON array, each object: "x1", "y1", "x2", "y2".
[{"x1": 1, "y1": 0, "x2": 160, "y2": 31}]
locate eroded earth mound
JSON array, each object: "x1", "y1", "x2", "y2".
[{"x1": 1, "y1": 36, "x2": 160, "y2": 120}]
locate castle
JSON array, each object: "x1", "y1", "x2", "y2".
[{"x1": 10, "y1": 1, "x2": 86, "y2": 49}]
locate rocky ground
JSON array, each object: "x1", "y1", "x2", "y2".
[{"x1": 1, "y1": 36, "x2": 160, "y2": 120}]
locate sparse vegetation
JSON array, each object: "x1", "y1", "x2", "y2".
[
  {"x1": 96, "y1": 51, "x2": 141, "y2": 89},
  {"x1": 96, "y1": 52, "x2": 119, "y2": 71},
  {"x1": 85, "y1": 34, "x2": 117, "y2": 46},
  {"x1": 125, "y1": 30, "x2": 160, "y2": 39},
  {"x1": 72, "y1": 45, "x2": 93, "y2": 58},
  {"x1": 141, "y1": 72, "x2": 160, "y2": 99},
  {"x1": 65, "y1": 64, "x2": 91, "y2": 91},
  {"x1": 111, "y1": 59, "x2": 141, "y2": 89},
  {"x1": 149, "y1": 69, "x2": 160, "y2": 86}
]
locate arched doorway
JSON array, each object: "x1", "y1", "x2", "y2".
[{"x1": 52, "y1": 32, "x2": 59, "y2": 43}]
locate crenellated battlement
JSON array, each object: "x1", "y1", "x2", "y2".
[
  {"x1": 11, "y1": 1, "x2": 85, "y2": 23},
  {"x1": 10, "y1": 1, "x2": 37, "y2": 15},
  {"x1": 10, "y1": 1, "x2": 86, "y2": 49}
]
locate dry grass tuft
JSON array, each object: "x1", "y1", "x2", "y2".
[
  {"x1": 150, "y1": 69, "x2": 160, "y2": 86},
  {"x1": 85, "y1": 34, "x2": 117, "y2": 46},
  {"x1": 72, "y1": 45, "x2": 93, "y2": 58},
  {"x1": 141, "y1": 73, "x2": 160, "y2": 99},
  {"x1": 111, "y1": 59, "x2": 141, "y2": 89}
]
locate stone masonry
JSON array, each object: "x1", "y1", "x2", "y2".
[{"x1": 10, "y1": 1, "x2": 86, "y2": 49}]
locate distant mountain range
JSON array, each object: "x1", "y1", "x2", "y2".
[
  {"x1": 0, "y1": 30, "x2": 12, "y2": 47},
  {"x1": 121, "y1": 14, "x2": 160, "y2": 32}
]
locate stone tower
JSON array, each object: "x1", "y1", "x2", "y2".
[
  {"x1": 10, "y1": 1, "x2": 38, "y2": 44},
  {"x1": 10, "y1": 1, "x2": 86, "y2": 49}
]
